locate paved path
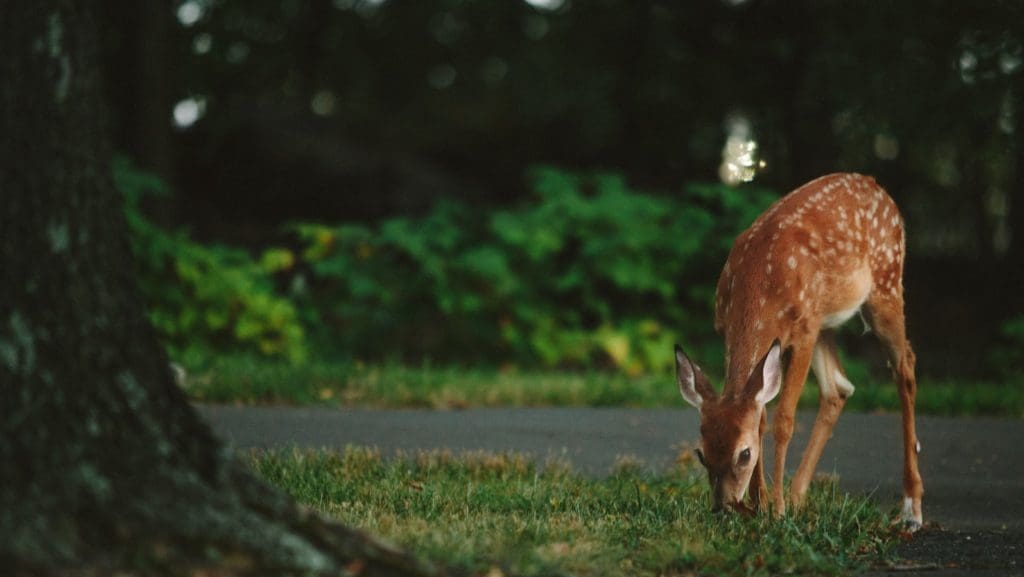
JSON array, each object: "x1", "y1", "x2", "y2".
[{"x1": 199, "y1": 406, "x2": 1024, "y2": 574}]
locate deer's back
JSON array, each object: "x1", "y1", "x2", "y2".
[{"x1": 714, "y1": 173, "x2": 905, "y2": 384}]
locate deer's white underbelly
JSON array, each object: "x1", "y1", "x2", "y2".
[{"x1": 820, "y1": 267, "x2": 872, "y2": 329}]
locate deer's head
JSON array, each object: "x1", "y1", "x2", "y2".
[{"x1": 674, "y1": 341, "x2": 783, "y2": 512}]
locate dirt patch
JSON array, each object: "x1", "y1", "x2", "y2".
[{"x1": 866, "y1": 525, "x2": 1024, "y2": 576}]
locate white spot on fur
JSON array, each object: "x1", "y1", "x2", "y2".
[{"x1": 787, "y1": 255, "x2": 797, "y2": 269}]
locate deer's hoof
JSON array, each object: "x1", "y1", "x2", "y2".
[
  {"x1": 900, "y1": 518, "x2": 922, "y2": 534},
  {"x1": 897, "y1": 497, "x2": 923, "y2": 533}
]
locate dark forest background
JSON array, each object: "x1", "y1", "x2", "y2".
[{"x1": 95, "y1": 0, "x2": 1024, "y2": 381}]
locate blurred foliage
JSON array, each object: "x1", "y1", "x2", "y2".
[
  {"x1": 115, "y1": 150, "x2": 1023, "y2": 386},
  {"x1": 115, "y1": 158, "x2": 306, "y2": 365},
  {"x1": 992, "y1": 315, "x2": 1024, "y2": 379},
  {"x1": 100, "y1": 1, "x2": 1024, "y2": 379},
  {"x1": 290, "y1": 167, "x2": 775, "y2": 374},
  {"x1": 107, "y1": 0, "x2": 1024, "y2": 261}
]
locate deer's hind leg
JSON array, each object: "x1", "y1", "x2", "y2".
[{"x1": 865, "y1": 291, "x2": 923, "y2": 530}]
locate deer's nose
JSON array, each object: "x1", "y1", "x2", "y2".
[{"x1": 711, "y1": 496, "x2": 730, "y2": 514}]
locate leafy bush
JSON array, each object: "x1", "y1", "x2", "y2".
[
  {"x1": 116, "y1": 159, "x2": 774, "y2": 375},
  {"x1": 292, "y1": 167, "x2": 776, "y2": 374},
  {"x1": 115, "y1": 158, "x2": 306, "y2": 365}
]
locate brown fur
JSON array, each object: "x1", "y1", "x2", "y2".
[{"x1": 689, "y1": 173, "x2": 924, "y2": 526}]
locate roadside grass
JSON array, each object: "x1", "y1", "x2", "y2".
[
  {"x1": 185, "y1": 357, "x2": 668, "y2": 408},
  {"x1": 248, "y1": 446, "x2": 897, "y2": 577},
  {"x1": 186, "y1": 356, "x2": 1024, "y2": 416}
]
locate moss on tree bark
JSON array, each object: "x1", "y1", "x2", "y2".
[{"x1": 0, "y1": 3, "x2": 437, "y2": 575}]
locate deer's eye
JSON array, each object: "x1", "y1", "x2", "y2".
[
  {"x1": 738, "y1": 447, "x2": 751, "y2": 465},
  {"x1": 695, "y1": 448, "x2": 706, "y2": 467}
]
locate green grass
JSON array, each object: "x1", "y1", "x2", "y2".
[
  {"x1": 185, "y1": 356, "x2": 1024, "y2": 416},
  {"x1": 185, "y1": 357, "x2": 670, "y2": 408},
  {"x1": 248, "y1": 447, "x2": 897, "y2": 577}
]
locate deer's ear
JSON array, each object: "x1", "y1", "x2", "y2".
[
  {"x1": 753, "y1": 340, "x2": 783, "y2": 405},
  {"x1": 675, "y1": 344, "x2": 715, "y2": 410}
]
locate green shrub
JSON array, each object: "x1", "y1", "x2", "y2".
[
  {"x1": 292, "y1": 167, "x2": 776, "y2": 374},
  {"x1": 115, "y1": 157, "x2": 306, "y2": 365}
]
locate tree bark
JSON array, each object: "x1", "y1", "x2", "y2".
[{"x1": 0, "y1": 3, "x2": 436, "y2": 575}]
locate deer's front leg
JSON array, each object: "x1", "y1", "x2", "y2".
[
  {"x1": 770, "y1": 337, "x2": 816, "y2": 516},
  {"x1": 749, "y1": 410, "x2": 769, "y2": 511}
]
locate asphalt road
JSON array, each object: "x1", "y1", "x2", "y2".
[{"x1": 199, "y1": 406, "x2": 1024, "y2": 575}]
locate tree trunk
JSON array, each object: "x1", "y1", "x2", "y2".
[{"x1": 0, "y1": 3, "x2": 435, "y2": 575}]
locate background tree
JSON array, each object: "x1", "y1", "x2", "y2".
[{"x1": 0, "y1": 3, "x2": 435, "y2": 574}]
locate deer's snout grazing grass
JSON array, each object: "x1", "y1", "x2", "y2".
[{"x1": 248, "y1": 447, "x2": 896, "y2": 576}]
